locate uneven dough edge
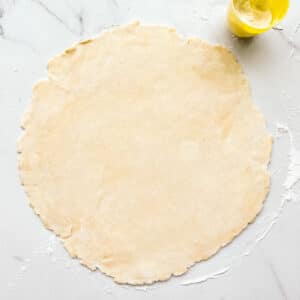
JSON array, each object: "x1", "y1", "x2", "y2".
[{"x1": 18, "y1": 22, "x2": 273, "y2": 285}]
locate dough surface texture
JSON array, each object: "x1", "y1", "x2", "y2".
[{"x1": 19, "y1": 23, "x2": 272, "y2": 285}]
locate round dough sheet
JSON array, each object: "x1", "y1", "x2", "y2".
[{"x1": 18, "y1": 22, "x2": 272, "y2": 284}]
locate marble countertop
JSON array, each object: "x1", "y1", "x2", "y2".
[{"x1": 1, "y1": 0, "x2": 300, "y2": 299}]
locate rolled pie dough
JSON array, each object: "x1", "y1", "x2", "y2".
[{"x1": 18, "y1": 23, "x2": 272, "y2": 284}]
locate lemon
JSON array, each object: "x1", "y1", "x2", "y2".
[{"x1": 228, "y1": 0, "x2": 289, "y2": 37}]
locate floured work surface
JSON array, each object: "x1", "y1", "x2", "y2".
[{"x1": 18, "y1": 23, "x2": 272, "y2": 285}]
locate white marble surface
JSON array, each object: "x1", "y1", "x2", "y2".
[{"x1": 1, "y1": 0, "x2": 300, "y2": 299}]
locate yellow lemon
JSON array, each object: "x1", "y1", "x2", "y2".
[{"x1": 228, "y1": 0, "x2": 289, "y2": 37}]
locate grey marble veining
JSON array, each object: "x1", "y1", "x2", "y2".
[
  {"x1": 30, "y1": 0, "x2": 79, "y2": 35},
  {"x1": 0, "y1": 1, "x2": 300, "y2": 299}
]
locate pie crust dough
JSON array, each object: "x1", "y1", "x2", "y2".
[{"x1": 18, "y1": 23, "x2": 272, "y2": 284}]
